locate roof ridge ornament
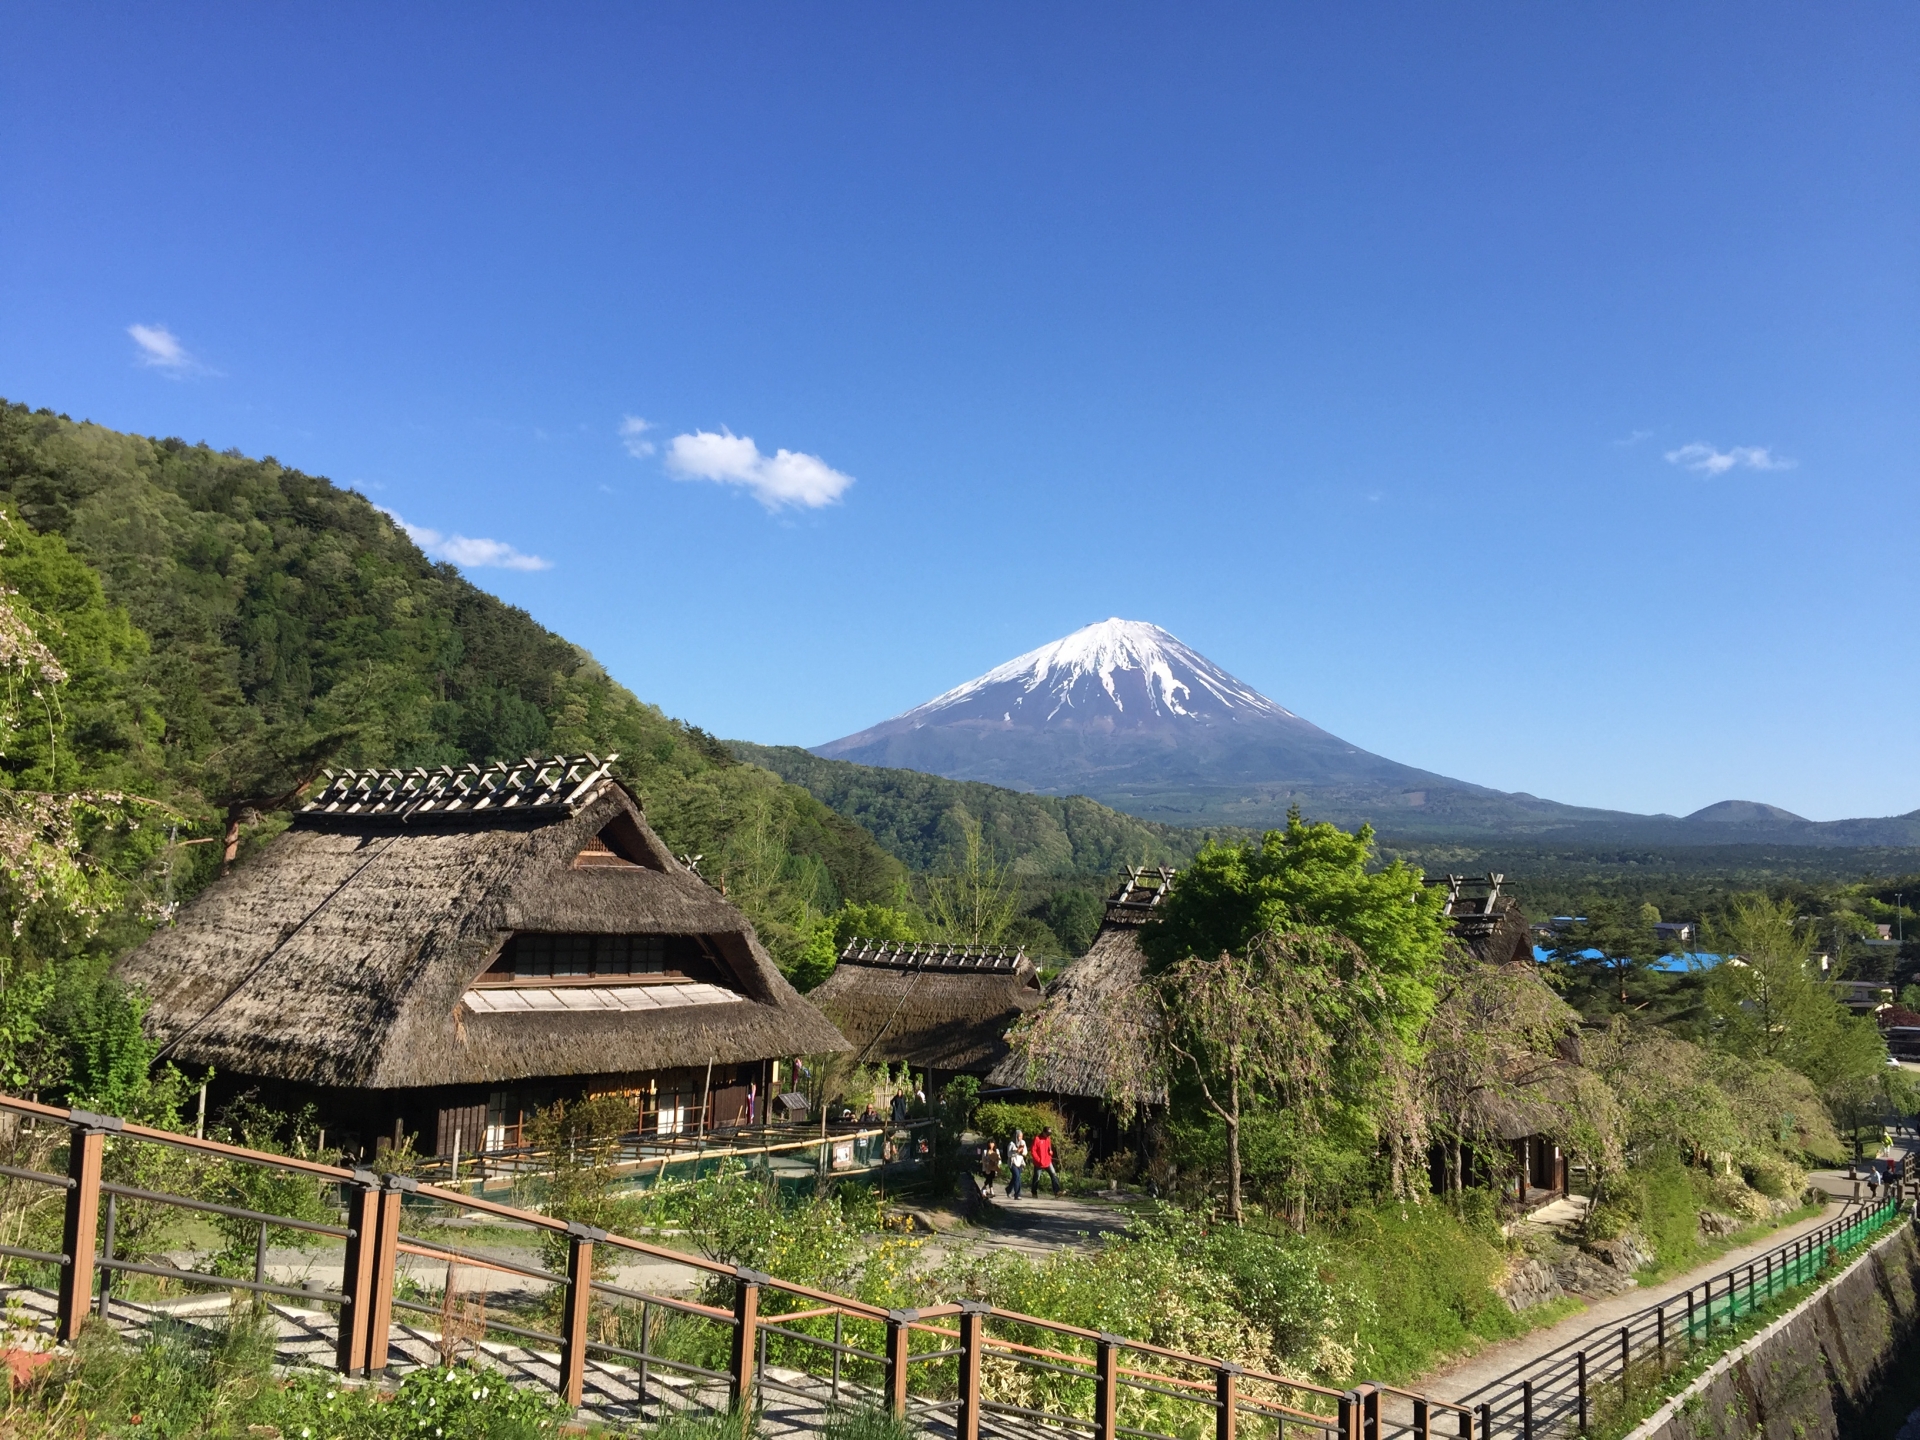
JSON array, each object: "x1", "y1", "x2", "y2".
[
  {"x1": 834, "y1": 937, "x2": 1028, "y2": 972},
  {"x1": 301, "y1": 753, "x2": 620, "y2": 819}
]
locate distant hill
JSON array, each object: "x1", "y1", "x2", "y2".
[
  {"x1": 729, "y1": 741, "x2": 1240, "y2": 874},
  {"x1": 0, "y1": 400, "x2": 904, "y2": 972},
  {"x1": 814, "y1": 617, "x2": 1920, "y2": 845}
]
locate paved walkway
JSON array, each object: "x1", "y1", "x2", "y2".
[{"x1": 1419, "y1": 1139, "x2": 1915, "y2": 1406}]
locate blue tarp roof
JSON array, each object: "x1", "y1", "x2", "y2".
[{"x1": 1533, "y1": 946, "x2": 1723, "y2": 973}]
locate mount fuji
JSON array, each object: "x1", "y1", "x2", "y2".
[
  {"x1": 810, "y1": 620, "x2": 1920, "y2": 840},
  {"x1": 812, "y1": 619, "x2": 1568, "y2": 832}
]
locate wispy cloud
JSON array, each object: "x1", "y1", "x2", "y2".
[
  {"x1": 1664, "y1": 442, "x2": 1796, "y2": 476},
  {"x1": 1614, "y1": 429, "x2": 1654, "y2": 447},
  {"x1": 664, "y1": 428, "x2": 854, "y2": 510},
  {"x1": 377, "y1": 507, "x2": 551, "y2": 571},
  {"x1": 128, "y1": 323, "x2": 212, "y2": 377},
  {"x1": 619, "y1": 415, "x2": 655, "y2": 458}
]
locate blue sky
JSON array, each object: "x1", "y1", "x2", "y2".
[{"x1": 1, "y1": 5, "x2": 1915, "y2": 820}]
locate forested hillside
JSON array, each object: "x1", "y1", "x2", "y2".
[
  {"x1": 729, "y1": 741, "x2": 1244, "y2": 874},
  {"x1": 0, "y1": 401, "x2": 904, "y2": 977}
]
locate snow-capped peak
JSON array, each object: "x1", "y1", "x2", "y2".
[{"x1": 901, "y1": 618, "x2": 1295, "y2": 726}]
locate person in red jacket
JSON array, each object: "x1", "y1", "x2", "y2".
[{"x1": 1031, "y1": 1128, "x2": 1061, "y2": 1196}]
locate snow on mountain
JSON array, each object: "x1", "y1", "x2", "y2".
[
  {"x1": 812, "y1": 616, "x2": 1399, "y2": 796},
  {"x1": 904, "y1": 618, "x2": 1294, "y2": 729}
]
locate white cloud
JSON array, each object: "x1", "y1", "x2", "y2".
[
  {"x1": 619, "y1": 414, "x2": 655, "y2": 458},
  {"x1": 128, "y1": 323, "x2": 211, "y2": 377},
  {"x1": 377, "y1": 508, "x2": 551, "y2": 571},
  {"x1": 1614, "y1": 429, "x2": 1654, "y2": 447},
  {"x1": 1664, "y1": 442, "x2": 1796, "y2": 476},
  {"x1": 664, "y1": 428, "x2": 854, "y2": 510}
]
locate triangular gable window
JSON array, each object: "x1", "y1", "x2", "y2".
[{"x1": 572, "y1": 819, "x2": 661, "y2": 870}]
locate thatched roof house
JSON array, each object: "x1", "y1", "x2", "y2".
[
  {"x1": 809, "y1": 940, "x2": 1042, "y2": 1075},
  {"x1": 118, "y1": 755, "x2": 847, "y2": 1157},
  {"x1": 1438, "y1": 872, "x2": 1534, "y2": 965},
  {"x1": 984, "y1": 868, "x2": 1171, "y2": 1105}
]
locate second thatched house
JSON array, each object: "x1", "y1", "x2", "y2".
[
  {"x1": 116, "y1": 755, "x2": 848, "y2": 1160},
  {"x1": 809, "y1": 940, "x2": 1042, "y2": 1081},
  {"x1": 984, "y1": 867, "x2": 1171, "y2": 1107}
]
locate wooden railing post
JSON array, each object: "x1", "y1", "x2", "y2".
[
  {"x1": 559, "y1": 1222, "x2": 604, "y2": 1409},
  {"x1": 729, "y1": 1267, "x2": 768, "y2": 1410},
  {"x1": 334, "y1": 1172, "x2": 382, "y2": 1374},
  {"x1": 1095, "y1": 1335, "x2": 1121, "y2": 1440},
  {"x1": 884, "y1": 1308, "x2": 917, "y2": 1419},
  {"x1": 956, "y1": 1301, "x2": 988, "y2": 1440},
  {"x1": 1457, "y1": 1404, "x2": 1474, "y2": 1439},
  {"x1": 1412, "y1": 1397, "x2": 1429, "y2": 1440},
  {"x1": 56, "y1": 1113, "x2": 117, "y2": 1340},
  {"x1": 365, "y1": 1175, "x2": 411, "y2": 1374},
  {"x1": 1338, "y1": 1391, "x2": 1358, "y2": 1440},
  {"x1": 1357, "y1": 1381, "x2": 1379, "y2": 1440},
  {"x1": 1216, "y1": 1362, "x2": 1242, "y2": 1440}
]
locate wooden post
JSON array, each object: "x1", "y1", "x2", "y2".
[
  {"x1": 1412, "y1": 1398, "x2": 1429, "y2": 1440},
  {"x1": 335, "y1": 1175, "x2": 382, "y2": 1374},
  {"x1": 1577, "y1": 1350, "x2": 1587, "y2": 1432},
  {"x1": 1619, "y1": 1326, "x2": 1630, "y2": 1399},
  {"x1": 729, "y1": 1268, "x2": 766, "y2": 1410},
  {"x1": 956, "y1": 1303, "x2": 986, "y2": 1440},
  {"x1": 559, "y1": 1225, "x2": 601, "y2": 1409},
  {"x1": 1338, "y1": 1394, "x2": 1356, "y2": 1440},
  {"x1": 1215, "y1": 1364, "x2": 1240, "y2": 1440},
  {"x1": 56, "y1": 1118, "x2": 112, "y2": 1341},
  {"x1": 1458, "y1": 1405, "x2": 1474, "y2": 1439},
  {"x1": 1094, "y1": 1335, "x2": 1120, "y2": 1440},
  {"x1": 884, "y1": 1309, "x2": 916, "y2": 1419},
  {"x1": 1656, "y1": 1306, "x2": 1666, "y2": 1374},
  {"x1": 365, "y1": 1180, "x2": 407, "y2": 1373},
  {"x1": 1360, "y1": 1382, "x2": 1379, "y2": 1440}
]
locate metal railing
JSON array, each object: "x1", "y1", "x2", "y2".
[{"x1": 0, "y1": 1091, "x2": 1901, "y2": 1440}]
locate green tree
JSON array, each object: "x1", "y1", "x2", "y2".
[
  {"x1": 923, "y1": 819, "x2": 1021, "y2": 947},
  {"x1": 1546, "y1": 900, "x2": 1664, "y2": 1006},
  {"x1": 1704, "y1": 896, "x2": 1861, "y2": 1080},
  {"x1": 1139, "y1": 809, "x2": 1450, "y2": 1046},
  {"x1": 1146, "y1": 931, "x2": 1399, "y2": 1226}
]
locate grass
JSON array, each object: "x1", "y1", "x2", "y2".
[
  {"x1": 1328, "y1": 1202, "x2": 1590, "y2": 1384},
  {"x1": 0, "y1": 1302, "x2": 560, "y2": 1440}
]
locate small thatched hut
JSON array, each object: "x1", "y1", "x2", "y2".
[
  {"x1": 117, "y1": 755, "x2": 847, "y2": 1159},
  {"x1": 984, "y1": 867, "x2": 1171, "y2": 1106},
  {"x1": 1438, "y1": 872, "x2": 1534, "y2": 965},
  {"x1": 809, "y1": 940, "x2": 1042, "y2": 1077},
  {"x1": 1431, "y1": 873, "x2": 1572, "y2": 1203}
]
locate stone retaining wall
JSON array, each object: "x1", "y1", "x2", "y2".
[{"x1": 1626, "y1": 1217, "x2": 1920, "y2": 1440}]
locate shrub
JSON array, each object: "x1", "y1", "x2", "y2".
[
  {"x1": 973, "y1": 1102, "x2": 1066, "y2": 1145},
  {"x1": 1740, "y1": 1153, "x2": 1804, "y2": 1200}
]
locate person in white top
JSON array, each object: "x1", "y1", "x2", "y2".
[{"x1": 1007, "y1": 1130, "x2": 1028, "y2": 1199}]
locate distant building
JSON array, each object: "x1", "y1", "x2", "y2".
[{"x1": 1832, "y1": 978, "x2": 1896, "y2": 1013}]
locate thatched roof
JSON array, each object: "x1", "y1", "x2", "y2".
[
  {"x1": 1438, "y1": 873, "x2": 1535, "y2": 966},
  {"x1": 983, "y1": 873, "x2": 1173, "y2": 1103},
  {"x1": 810, "y1": 941, "x2": 1042, "y2": 1073},
  {"x1": 117, "y1": 756, "x2": 848, "y2": 1089}
]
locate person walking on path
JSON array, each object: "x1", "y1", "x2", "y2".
[
  {"x1": 1008, "y1": 1130, "x2": 1028, "y2": 1199},
  {"x1": 1031, "y1": 1128, "x2": 1062, "y2": 1196},
  {"x1": 979, "y1": 1140, "x2": 1001, "y2": 1194}
]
